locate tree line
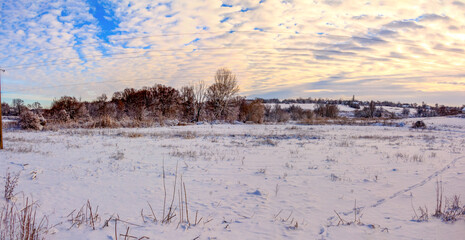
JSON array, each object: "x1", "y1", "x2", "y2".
[
  {"x1": 3, "y1": 68, "x2": 463, "y2": 130},
  {"x1": 5, "y1": 68, "x2": 276, "y2": 129}
]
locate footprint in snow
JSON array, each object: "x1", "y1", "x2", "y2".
[{"x1": 247, "y1": 190, "x2": 263, "y2": 196}]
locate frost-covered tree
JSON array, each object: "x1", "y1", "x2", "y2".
[{"x1": 207, "y1": 68, "x2": 240, "y2": 119}]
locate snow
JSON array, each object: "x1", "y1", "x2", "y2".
[
  {"x1": 1, "y1": 117, "x2": 17, "y2": 123},
  {"x1": 1, "y1": 117, "x2": 465, "y2": 239},
  {"x1": 380, "y1": 106, "x2": 418, "y2": 116},
  {"x1": 266, "y1": 103, "x2": 418, "y2": 117}
]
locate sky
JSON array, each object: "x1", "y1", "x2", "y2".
[{"x1": 1, "y1": 0, "x2": 465, "y2": 107}]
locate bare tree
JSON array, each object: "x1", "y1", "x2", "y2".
[
  {"x1": 1, "y1": 102, "x2": 10, "y2": 115},
  {"x1": 12, "y1": 98, "x2": 25, "y2": 115},
  {"x1": 194, "y1": 80, "x2": 207, "y2": 121},
  {"x1": 30, "y1": 102, "x2": 42, "y2": 110},
  {"x1": 96, "y1": 94, "x2": 107, "y2": 102},
  {"x1": 207, "y1": 68, "x2": 240, "y2": 119},
  {"x1": 368, "y1": 101, "x2": 376, "y2": 118},
  {"x1": 180, "y1": 86, "x2": 195, "y2": 122}
]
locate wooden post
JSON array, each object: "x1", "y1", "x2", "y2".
[{"x1": 0, "y1": 68, "x2": 4, "y2": 150}]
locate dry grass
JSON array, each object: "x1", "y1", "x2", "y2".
[
  {"x1": 333, "y1": 200, "x2": 389, "y2": 232},
  {"x1": 355, "y1": 135, "x2": 403, "y2": 141},
  {"x1": 174, "y1": 131, "x2": 197, "y2": 139},
  {"x1": 111, "y1": 150, "x2": 125, "y2": 161},
  {"x1": 43, "y1": 117, "x2": 165, "y2": 130},
  {"x1": 412, "y1": 205, "x2": 429, "y2": 222},
  {"x1": 433, "y1": 180, "x2": 444, "y2": 218},
  {"x1": 273, "y1": 210, "x2": 299, "y2": 230},
  {"x1": 2, "y1": 121, "x2": 19, "y2": 130},
  {"x1": 2, "y1": 171, "x2": 48, "y2": 239},
  {"x1": 299, "y1": 117, "x2": 396, "y2": 126},
  {"x1": 258, "y1": 139, "x2": 278, "y2": 146},
  {"x1": 115, "y1": 225, "x2": 149, "y2": 240},
  {"x1": 142, "y1": 161, "x2": 204, "y2": 228},
  {"x1": 432, "y1": 181, "x2": 465, "y2": 222},
  {"x1": 412, "y1": 180, "x2": 465, "y2": 223},
  {"x1": 4, "y1": 170, "x2": 19, "y2": 202},
  {"x1": 122, "y1": 132, "x2": 144, "y2": 138},
  {"x1": 169, "y1": 149, "x2": 198, "y2": 159},
  {"x1": 67, "y1": 200, "x2": 100, "y2": 230},
  {"x1": 394, "y1": 153, "x2": 424, "y2": 163},
  {"x1": 411, "y1": 154, "x2": 423, "y2": 162},
  {"x1": 0, "y1": 197, "x2": 48, "y2": 240},
  {"x1": 330, "y1": 173, "x2": 341, "y2": 182}
]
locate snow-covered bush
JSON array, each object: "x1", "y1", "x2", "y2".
[
  {"x1": 56, "y1": 109, "x2": 70, "y2": 122},
  {"x1": 90, "y1": 115, "x2": 120, "y2": 128},
  {"x1": 19, "y1": 110, "x2": 43, "y2": 130}
]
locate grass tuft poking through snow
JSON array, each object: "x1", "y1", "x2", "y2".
[
  {"x1": 1, "y1": 171, "x2": 48, "y2": 240},
  {"x1": 4, "y1": 170, "x2": 19, "y2": 202}
]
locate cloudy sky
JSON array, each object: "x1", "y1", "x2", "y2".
[{"x1": 1, "y1": 0, "x2": 465, "y2": 106}]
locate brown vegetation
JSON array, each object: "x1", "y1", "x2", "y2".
[{"x1": 8, "y1": 68, "x2": 455, "y2": 130}]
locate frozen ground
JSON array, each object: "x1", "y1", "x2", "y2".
[{"x1": 1, "y1": 116, "x2": 465, "y2": 239}]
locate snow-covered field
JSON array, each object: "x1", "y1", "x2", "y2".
[
  {"x1": 1, "y1": 117, "x2": 465, "y2": 239},
  {"x1": 265, "y1": 103, "x2": 418, "y2": 117},
  {"x1": 265, "y1": 103, "x2": 356, "y2": 112}
]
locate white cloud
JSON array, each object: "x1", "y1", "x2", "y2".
[{"x1": 0, "y1": 0, "x2": 464, "y2": 105}]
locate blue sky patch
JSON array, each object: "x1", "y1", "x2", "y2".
[
  {"x1": 184, "y1": 38, "x2": 201, "y2": 46},
  {"x1": 165, "y1": 12, "x2": 178, "y2": 18},
  {"x1": 87, "y1": 0, "x2": 120, "y2": 43},
  {"x1": 197, "y1": 25, "x2": 209, "y2": 30}
]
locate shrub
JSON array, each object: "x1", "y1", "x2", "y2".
[
  {"x1": 354, "y1": 108, "x2": 369, "y2": 118},
  {"x1": 288, "y1": 105, "x2": 304, "y2": 120},
  {"x1": 402, "y1": 108, "x2": 410, "y2": 117},
  {"x1": 314, "y1": 104, "x2": 339, "y2": 118},
  {"x1": 287, "y1": 105, "x2": 314, "y2": 121},
  {"x1": 56, "y1": 109, "x2": 70, "y2": 123},
  {"x1": 265, "y1": 104, "x2": 290, "y2": 122},
  {"x1": 19, "y1": 110, "x2": 43, "y2": 130},
  {"x1": 50, "y1": 96, "x2": 86, "y2": 120},
  {"x1": 89, "y1": 115, "x2": 120, "y2": 128},
  {"x1": 412, "y1": 121, "x2": 426, "y2": 129},
  {"x1": 348, "y1": 102, "x2": 360, "y2": 109},
  {"x1": 239, "y1": 99, "x2": 265, "y2": 123},
  {"x1": 354, "y1": 106, "x2": 388, "y2": 118}
]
